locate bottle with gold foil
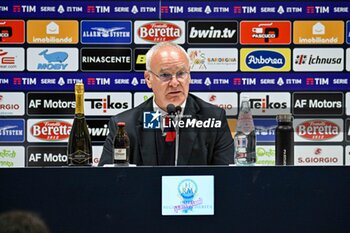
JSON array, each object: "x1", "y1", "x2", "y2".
[{"x1": 67, "y1": 83, "x2": 92, "y2": 166}]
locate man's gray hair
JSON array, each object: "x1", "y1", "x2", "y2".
[{"x1": 145, "y1": 42, "x2": 190, "y2": 71}]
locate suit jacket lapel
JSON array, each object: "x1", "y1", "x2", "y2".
[
  {"x1": 136, "y1": 98, "x2": 158, "y2": 165},
  {"x1": 178, "y1": 95, "x2": 199, "y2": 165}
]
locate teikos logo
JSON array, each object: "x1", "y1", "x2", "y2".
[
  {"x1": 81, "y1": 20, "x2": 132, "y2": 44},
  {"x1": 27, "y1": 119, "x2": 73, "y2": 142},
  {"x1": 0, "y1": 20, "x2": 25, "y2": 44},
  {"x1": 240, "y1": 92, "x2": 290, "y2": 116},
  {"x1": 27, "y1": 48, "x2": 78, "y2": 71},
  {"x1": 0, "y1": 119, "x2": 25, "y2": 142},
  {"x1": 27, "y1": 20, "x2": 79, "y2": 44},
  {"x1": 293, "y1": 21, "x2": 344, "y2": 44},
  {"x1": 293, "y1": 48, "x2": 344, "y2": 72},
  {"x1": 0, "y1": 48, "x2": 25, "y2": 71},
  {"x1": 27, "y1": 92, "x2": 75, "y2": 115},
  {"x1": 294, "y1": 119, "x2": 343, "y2": 142},
  {"x1": 134, "y1": 21, "x2": 185, "y2": 44},
  {"x1": 84, "y1": 92, "x2": 131, "y2": 116},
  {"x1": 293, "y1": 92, "x2": 343, "y2": 116},
  {"x1": 27, "y1": 146, "x2": 68, "y2": 167},
  {"x1": 187, "y1": 48, "x2": 238, "y2": 72},
  {"x1": 187, "y1": 21, "x2": 238, "y2": 44},
  {"x1": 240, "y1": 21, "x2": 291, "y2": 44},
  {"x1": 81, "y1": 48, "x2": 131, "y2": 71},
  {"x1": 0, "y1": 92, "x2": 25, "y2": 116},
  {"x1": 192, "y1": 92, "x2": 238, "y2": 116},
  {"x1": 134, "y1": 48, "x2": 149, "y2": 71},
  {"x1": 295, "y1": 146, "x2": 343, "y2": 166},
  {"x1": 240, "y1": 48, "x2": 291, "y2": 72}
]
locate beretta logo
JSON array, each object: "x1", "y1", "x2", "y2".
[
  {"x1": 86, "y1": 119, "x2": 110, "y2": 142},
  {"x1": 0, "y1": 20, "x2": 25, "y2": 44},
  {"x1": 27, "y1": 119, "x2": 73, "y2": 142},
  {"x1": 134, "y1": 48, "x2": 149, "y2": 71},
  {"x1": 0, "y1": 92, "x2": 25, "y2": 116},
  {"x1": 27, "y1": 146, "x2": 68, "y2": 167},
  {"x1": 134, "y1": 21, "x2": 185, "y2": 44},
  {"x1": 81, "y1": 20, "x2": 132, "y2": 44},
  {"x1": 293, "y1": 92, "x2": 343, "y2": 116},
  {"x1": 294, "y1": 119, "x2": 343, "y2": 142},
  {"x1": 27, "y1": 92, "x2": 75, "y2": 115},
  {"x1": 293, "y1": 48, "x2": 344, "y2": 72},
  {"x1": 0, "y1": 48, "x2": 25, "y2": 71},
  {"x1": 85, "y1": 92, "x2": 131, "y2": 116},
  {"x1": 81, "y1": 48, "x2": 131, "y2": 71},
  {"x1": 240, "y1": 48, "x2": 291, "y2": 72},
  {"x1": 27, "y1": 48, "x2": 78, "y2": 71},
  {"x1": 187, "y1": 20, "x2": 238, "y2": 44}
]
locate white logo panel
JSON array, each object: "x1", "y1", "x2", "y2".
[
  {"x1": 134, "y1": 92, "x2": 153, "y2": 107},
  {"x1": 347, "y1": 92, "x2": 350, "y2": 115},
  {"x1": 0, "y1": 48, "x2": 25, "y2": 71},
  {"x1": 0, "y1": 92, "x2": 25, "y2": 116},
  {"x1": 295, "y1": 145, "x2": 343, "y2": 166},
  {"x1": 346, "y1": 146, "x2": 350, "y2": 166},
  {"x1": 347, "y1": 48, "x2": 350, "y2": 71},
  {"x1": 188, "y1": 48, "x2": 238, "y2": 72},
  {"x1": 293, "y1": 48, "x2": 344, "y2": 71},
  {"x1": 27, "y1": 119, "x2": 73, "y2": 143},
  {"x1": 0, "y1": 146, "x2": 25, "y2": 168},
  {"x1": 85, "y1": 92, "x2": 132, "y2": 116},
  {"x1": 27, "y1": 48, "x2": 78, "y2": 71},
  {"x1": 192, "y1": 92, "x2": 238, "y2": 116}
]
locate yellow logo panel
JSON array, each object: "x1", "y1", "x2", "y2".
[
  {"x1": 27, "y1": 20, "x2": 79, "y2": 44},
  {"x1": 293, "y1": 21, "x2": 344, "y2": 44},
  {"x1": 240, "y1": 48, "x2": 291, "y2": 72}
]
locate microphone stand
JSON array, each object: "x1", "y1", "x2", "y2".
[{"x1": 174, "y1": 106, "x2": 182, "y2": 166}]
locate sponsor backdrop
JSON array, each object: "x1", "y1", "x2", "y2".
[{"x1": 0, "y1": 0, "x2": 349, "y2": 167}]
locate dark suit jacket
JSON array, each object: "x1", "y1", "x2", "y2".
[{"x1": 98, "y1": 94, "x2": 234, "y2": 166}]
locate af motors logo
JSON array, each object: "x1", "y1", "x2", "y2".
[
  {"x1": 85, "y1": 92, "x2": 131, "y2": 116},
  {"x1": 294, "y1": 118, "x2": 343, "y2": 142},
  {"x1": 27, "y1": 119, "x2": 73, "y2": 142},
  {"x1": 240, "y1": 48, "x2": 291, "y2": 72},
  {"x1": 0, "y1": 48, "x2": 24, "y2": 71},
  {"x1": 0, "y1": 92, "x2": 25, "y2": 116},
  {"x1": 293, "y1": 48, "x2": 344, "y2": 72},
  {"x1": 27, "y1": 48, "x2": 78, "y2": 71},
  {"x1": 27, "y1": 92, "x2": 75, "y2": 116},
  {"x1": 81, "y1": 48, "x2": 131, "y2": 71},
  {"x1": 27, "y1": 20, "x2": 79, "y2": 44},
  {"x1": 192, "y1": 92, "x2": 238, "y2": 116},
  {"x1": 240, "y1": 21, "x2": 291, "y2": 45},
  {"x1": 134, "y1": 21, "x2": 185, "y2": 44},
  {"x1": 240, "y1": 92, "x2": 290, "y2": 116},
  {"x1": 293, "y1": 92, "x2": 343, "y2": 116},
  {"x1": 188, "y1": 48, "x2": 238, "y2": 72},
  {"x1": 187, "y1": 21, "x2": 238, "y2": 44},
  {"x1": 81, "y1": 20, "x2": 132, "y2": 44},
  {"x1": 295, "y1": 146, "x2": 343, "y2": 166},
  {"x1": 293, "y1": 21, "x2": 344, "y2": 44},
  {"x1": 27, "y1": 146, "x2": 68, "y2": 167},
  {"x1": 0, "y1": 119, "x2": 25, "y2": 142},
  {"x1": 0, "y1": 20, "x2": 25, "y2": 43}
]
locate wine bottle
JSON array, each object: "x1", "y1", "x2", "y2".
[
  {"x1": 67, "y1": 83, "x2": 92, "y2": 166},
  {"x1": 113, "y1": 122, "x2": 130, "y2": 165}
]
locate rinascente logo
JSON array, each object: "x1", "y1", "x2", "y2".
[
  {"x1": 81, "y1": 20, "x2": 132, "y2": 44},
  {"x1": 294, "y1": 119, "x2": 343, "y2": 142},
  {"x1": 81, "y1": 48, "x2": 131, "y2": 71},
  {"x1": 0, "y1": 20, "x2": 25, "y2": 44},
  {"x1": 27, "y1": 119, "x2": 73, "y2": 142},
  {"x1": 0, "y1": 48, "x2": 25, "y2": 71},
  {"x1": 27, "y1": 146, "x2": 68, "y2": 167},
  {"x1": 84, "y1": 92, "x2": 131, "y2": 116},
  {"x1": 27, "y1": 92, "x2": 75, "y2": 115},
  {"x1": 292, "y1": 92, "x2": 343, "y2": 116},
  {"x1": 188, "y1": 48, "x2": 238, "y2": 72},
  {"x1": 27, "y1": 48, "x2": 78, "y2": 71},
  {"x1": 0, "y1": 92, "x2": 25, "y2": 116},
  {"x1": 240, "y1": 48, "x2": 291, "y2": 72},
  {"x1": 134, "y1": 21, "x2": 185, "y2": 44},
  {"x1": 187, "y1": 20, "x2": 238, "y2": 44},
  {"x1": 293, "y1": 48, "x2": 344, "y2": 72}
]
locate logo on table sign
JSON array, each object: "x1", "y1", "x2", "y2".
[
  {"x1": 30, "y1": 120, "x2": 72, "y2": 141},
  {"x1": 175, "y1": 179, "x2": 202, "y2": 213}
]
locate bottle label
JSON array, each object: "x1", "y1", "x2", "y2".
[
  {"x1": 114, "y1": 148, "x2": 126, "y2": 160},
  {"x1": 68, "y1": 150, "x2": 91, "y2": 164}
]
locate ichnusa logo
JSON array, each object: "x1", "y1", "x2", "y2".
[
  {"x1": 240, "y1": 48, "x2": 291, "y2": 72},
  {"x1": 143, "y1": 111, "x2": 222, "y2": 129}
]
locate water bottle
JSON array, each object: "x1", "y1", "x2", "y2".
[
  {"x1": 275, "y1": 113, "x2": 294, "y2": 165},
  {"x1": 234, "y1": 97, "x2": 256, "y2": 165}
]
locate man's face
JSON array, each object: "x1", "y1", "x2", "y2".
[{"x1": 145, "y1": 46, "x2": 190, "y2": 111}]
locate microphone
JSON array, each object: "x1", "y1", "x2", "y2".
[
  {"x1": 166, "y1": 104, "x2": 176, "y2": 116},
  {"x1": 175, "y1": 105, "x2": 182, "y2": 115}
]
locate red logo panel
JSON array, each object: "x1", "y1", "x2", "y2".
[{"x1": 0, "y1": 20, "x2": 25, "y2": 44}]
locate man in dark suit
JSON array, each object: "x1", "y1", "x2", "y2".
[{"x1": 99, "y1": 42, "x2": 234, "y2": 166}]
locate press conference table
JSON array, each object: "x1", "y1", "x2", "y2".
[{"x1": 0, "y1": 166, "x2": 349, "y2": 233}]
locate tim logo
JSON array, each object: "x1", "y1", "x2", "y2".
[{"x1": 143, "y1": 111, "x2": 161, "y2": 129}]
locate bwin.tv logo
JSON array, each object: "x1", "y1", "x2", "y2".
[{"x1": 143, "y1": 110, "x2": 162, "y2": 129}]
